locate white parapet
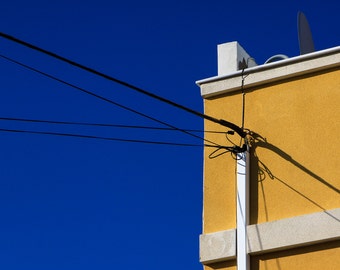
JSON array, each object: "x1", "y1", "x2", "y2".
[
  {"x1": 198, "y1": 46, "x2": 340, "y2": 98},
  {"x1": 217, "y1": 41, "x2": 257, "y2": 76}
]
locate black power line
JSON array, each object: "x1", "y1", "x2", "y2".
[
  {"x1": 0, "y1": 54, "x2": 220, "y2": 147},
  {"x1": 0, "y1": 127, "x2": 217, "y2": 148},
  {"x1": 0, "y1": 32, "x2": 246, "y2": 138},
  {"x1": 0, "y1": 116, "x2": 244, "y2": 151},
  {"x1": 0, "y1": 116, "x2": 227, "y2": 134}
]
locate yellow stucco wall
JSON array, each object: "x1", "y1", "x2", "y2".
[
  {"x1": 202, "y1": 67, "x2": 340, "y2": 269},
  {"x1": 251, "y1": 241, "x2": 340, "y2": 270}
]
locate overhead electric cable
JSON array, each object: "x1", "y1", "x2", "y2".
[
  {"x1": 0, "y1": 54, "x2": 220, "y2": 147},
  {"x1": 0, "y1": 32, "x2": 246, "y2": 138},
  {"x1": 0, "y1": 127, "x2": 219, "y2": 148},
  {"x1": 0, "y1": 116, "x2": 227, "y2": 134}
]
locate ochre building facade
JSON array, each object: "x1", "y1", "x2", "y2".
[{"x1": 197, "y1": 42, "x2": 340, "y2": 270}]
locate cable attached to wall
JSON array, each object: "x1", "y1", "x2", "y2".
[
  {"x1": 241, "y1": 68, "x2": 249, "y2": 131},
  {"x1": 210, "y1": 65, "x2": 254, "y2": 158}
]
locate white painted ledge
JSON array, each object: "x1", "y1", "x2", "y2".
[
  {"x1": 196, "y1": 46, "x2": 340, "y2": 99},
  {"x1": 247, "y1": 208, "x2": 340, "y2": 254},
  {"x1": 200, "y1": 229, "x2": 236, "y2": 263},
  {"x1": 200, "y1": 208, "x2": 340, "y2": 264}
]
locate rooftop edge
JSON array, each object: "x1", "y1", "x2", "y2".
[{"x1": 197, "y1": 46, "x2": 340, "y2": 99}]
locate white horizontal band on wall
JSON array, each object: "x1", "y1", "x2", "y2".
[
  {"x1": 200, "y1": 208, "x2": 340, "y2": 264},
  {"x1": 200, "y1": 229, "x2": 236, "y2": 263}
]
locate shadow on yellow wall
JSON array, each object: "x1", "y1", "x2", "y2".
[{"x1": 248, "y1": 130, "x2": 340, "y2": 225}]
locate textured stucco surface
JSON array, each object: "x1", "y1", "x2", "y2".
[
  {"x1": 203, "y1": 68, "x2": 340, "y2": 233},
  {"x1": 201, "y1": 50, "x2": 340, "y2": 269}
]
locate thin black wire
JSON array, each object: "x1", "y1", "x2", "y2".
[
  {"x1": 241, "y1": 68, "x2": 249, "y2": 131},
  {"x1": 0, "y1": 127, "x2": 217, "y2": 147},
  {"x1": 0, "y1": 54, "x2": 220, "y2": 147},
  {"x1": 0, "y1": 116, "x2": 228, "y2": 134},
  {"x1": 226, "y1": 132, "x2": 238, "y2": 147},
  {"x1": 0, "y1": 32, "x2": 246, "y2": 138}
]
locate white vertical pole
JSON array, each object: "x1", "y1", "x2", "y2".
[{"x1": 237, "y1": 151, "x2": 250, "y2": 270}]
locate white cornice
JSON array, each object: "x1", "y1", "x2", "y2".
[{"x1": 196, "y1": 46, "x2": 340, "y2": 99}]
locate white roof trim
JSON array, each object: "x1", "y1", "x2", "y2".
[{"x1": 196, "y1": 46, "x2": 340, "y2": 99}]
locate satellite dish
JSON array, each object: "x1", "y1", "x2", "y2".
[
  {"x1": 298, "y1": 11, "x2": 315, "y2": 54},
  {"x1": 264, "y1": 12, "x2": 315, "y2": 64},
  {"x1": 264, "y1": 54, "x2": 289, "y2": 64}
]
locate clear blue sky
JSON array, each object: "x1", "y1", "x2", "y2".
[{"x1": 0, "y1": 1, "x2": 338, "y2": 269}]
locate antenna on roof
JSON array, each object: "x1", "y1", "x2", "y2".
[
  {"x1": 297, "y1": 11, "x2": 315, "y2": 55},
  {"x1": 264, "y1": 54, "x2": 289, "y2": 64}
]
